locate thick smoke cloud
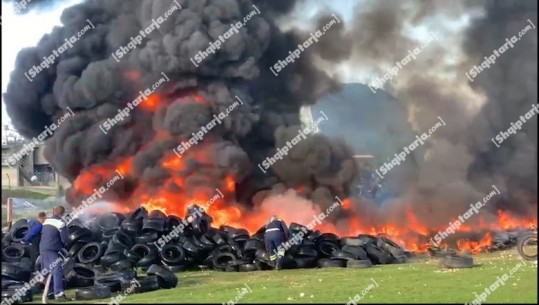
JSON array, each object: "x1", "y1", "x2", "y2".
[
  {"x1": 4, "y1": 0, "x2": 355, "y2": 216},
  {"x1": 342, "y1": 0, "x2": 537, "y2": 228}
]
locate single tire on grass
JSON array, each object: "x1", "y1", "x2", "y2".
[
  {"x1": 147, "y1": 264, "x2": 178, "y2": 289},
  {"x1": 75, "y1": 286, "x2": 112, "y2": 300},
  {"x1": 439, "y1": 255, "x2": 474, "y2": 269}
]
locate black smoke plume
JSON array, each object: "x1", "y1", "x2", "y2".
[{"x1": 4, "y1": 0, "x2": 355, "y2": 215}]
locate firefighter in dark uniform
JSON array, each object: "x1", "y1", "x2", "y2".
[
  {"x1": 39, "y1": 206, "x2": 70, "y2": 301},
  {"x1": 264, "y1": 215, "x2": 291, "y2": 270}
]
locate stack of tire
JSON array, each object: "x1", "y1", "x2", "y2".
[
  {"x1": 2, "y1": 219, "x2": 36, "y2": 303},
  {"x1": 2, "y1": 207, "x2": 410, "y2": 301}
]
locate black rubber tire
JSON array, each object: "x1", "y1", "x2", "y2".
[
  {"x1": 125, "y1": 248, "x2": 142, "y2": 263},
  {"x1": 121, "y1": 276, "x2": 159, "y2": 293},
  {"x1": 307, "y1": 230, "x2": 322, "y2": 242},
  {"x1": 130, "y1": 244, "x2": 158, "y2": 267},
  {"x1": 67, "y1": 264, "x2": 96, "y2": 288},
  {"x1": 100, "y1": 253, "x2": 123, "y2": 268},
  {"x1": 102, "y1": 229, "x2": 117, "y2": 241},
  {"x1": 1, "y1": 288, "x2": 33, "y2": 303},
  {"x1": 1, "y1": 279, "x2": 23, "y2": 289},
  {"x1": 342, "y1": 245, "x2": 369, "y2": 260},
  {"x1": 212, "y1": 232, "x2": 227, "y2": 245},
  {"x1": 95, "y1": 276, "x2": 122, "y2": 293},
  {"x1": 165, "y1": 264, "x2": 188, "y2": 273},
  {"x1": 3, "y1": 244, "x2": 26, "y2": 263},
  {"x1": 199, "y1": 234, "x2": 216, "y2": 247},
  {"x1": 110, "y1": 259, "x2": 133, "y2": 271},
  {"x1": 212, "y1": 252, "x2": 237, "y2": 269},
  {"x1": 121, "y1": 218, "x2": 142, "y2": 233},
  {"x1": 135, "y1": 231, "x2": 159, "y2": 244},
  {"x1": 63, "y1": 257, "x2": 77, "y2": 277},
  {"x1": 296, "y1": 245, "x2": 318, "y2": 258},
  {"x1": 357, "y1": 234, "x2": 379, "y2": 246},
  {"x1": 135, "y1": 252, "x2": 158, "y2": 268},
  {"x1": 226, "y1": 237, "x2": 242, "y2": 257},
  {"x1": 226, "y1": 259, "x2": 251, "y2": 267},
  {"x1": 227, "y1": 228, "x2": 249, "y2": 240},
  {"x1": 364, "y1": 244, "x2": 394, "y2": 265},
  {"x1": 75, "y1": 286, "x2": 112, "y2": 300},
  {"x1": 289, "y1": 223, "x2": 308, "y2": 235},
  {"x1": 377, "y1": 237, "x2": 406, "y2": 258},
  {"x1": 346, "y1": 259, "x2": 373, "y2": 268},
  {"x1": 128, "y1": 207, "x2": 148, "y2": 221},
  {"x1": 16, "y1": 257, "x2": 33, "y2": 272},
  {"x1": 11, "y1": 219, "x2": 28, "y2": 230},
  {"x1": 517, "y1": 232, "x2": 537, "y2": 261},
  {"x1": 225, "y1": 265, "x2": 238, "y2": 272},
  {"x1": 254, "y1": 259, "x2": 273, "y2": 270},
  {"x1": 244, "y1": 239, "x2": 264, "y2": 252},
  {"x1": 331, "y1": 249, "x2": 358, "y2": 261},
  {"x1": 10, "y1": 226, "x2": 29, "y2": 243},
  {"x1": 238, "y1": 263, "x2": 258, "y2": 272},
  {"x1": 98, "y1": 213, "x2": 121, "y2": 232},
  {"x1": 233, "y1": 236, "x2": 248, "y2": 252},
  {"x1": 294, "y1": 257, "x2": 317, "y2": 269},
  {"x1": 182, "y1": 240, "x2": 200, "y2": 257},
  {"x1": 160, "y1": 244, "x2": 186, "y2": 265},
  {"x1": 166, "y1": 215, "x2": 182, "y2": 231},
  {"x1": 319, "y1": 233, "x2": 339, "y2": 241},
  {"x1": 68, "y1": 241, "x2": 88, "y2": 257},
  {"x1": 112, "y1": 231, "x2": 134, "y2": 249},
  {"x1": 317, "y1": 240, "x2": 340, "y2": 258},
  {"x1": 77, "y1": 242, "x2": 104, "y2": 265},
  {"x1": 340, "y1": 237, "x2": 364, "y2": 247},
  {"x1": 147, "y1": 264, "x2": 178, "y2": 289},
  {"x1": 254, "y1": 249, "x2": 270, "y2": 262},
  {"x1": 67, "y1": 227, "x2": 93, "y2": 248},
  {"x1": 2, "y1": 263, "x2": 31, "y2": 281},
  {"x1": 142, "y1": 218, "x2": 166, "y2": 233},
  {"x1": 148, "y1": 210, "x2": 167, "y2": 219},
  {"x1": 439, "y1": 255, "x2": 474, "y2": 268},
  {"x1": 317, "y1": 258, "x2": 346, "y2": 268}
]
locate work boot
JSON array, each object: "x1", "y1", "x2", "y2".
[{"x1": 52, "y1": 292, "x2": 73, "y2": 302}]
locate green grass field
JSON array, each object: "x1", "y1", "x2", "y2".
[{"x1": 32, "y1": 249, "x2": 537, "y2": 304}]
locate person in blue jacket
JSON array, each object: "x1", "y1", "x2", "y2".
[
  {"x1": 22, "y1": 212, "x2": 46, "y2": 244},
  {"x1": 21, "y1": 211, "x2": 46, "y2": 261},
  {"x1": 39, "y1": 206, "x2": 70, "y2": 301},
  {"x1": 264, "y1": 215, "x2": 291, "y2": 270}
]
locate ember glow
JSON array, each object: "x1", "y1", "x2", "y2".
[{"x1": 72, "y1": 150, "x2": 537, "y2": 255}]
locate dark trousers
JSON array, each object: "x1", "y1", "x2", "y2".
[
  {"x1": 264, "y1": 231, "x2": 285, "y2": 269},
  {"x1": 41, "y1": 251, "x2": 64, "y2": 296}
]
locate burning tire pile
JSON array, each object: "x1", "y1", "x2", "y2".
[{"x1": 1, "y1": 207, "x2": 410, "y2": 301}]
